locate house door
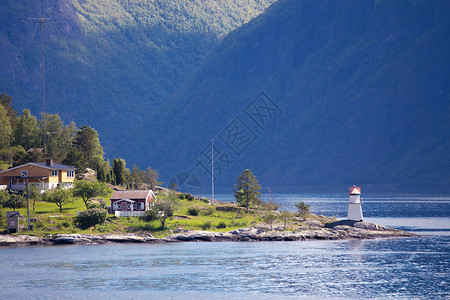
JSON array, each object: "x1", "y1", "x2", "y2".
[{"x1": 121, "y1": 202, "x2": 127, "y2": 211}]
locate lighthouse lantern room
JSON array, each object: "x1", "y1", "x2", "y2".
[{"x1": 347, "y1": 185, "x2": 363, "y2": 221}]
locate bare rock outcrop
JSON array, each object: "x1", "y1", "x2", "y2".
[{"x1": 0, "y1": 221, "x2": 417, "y2": 247}]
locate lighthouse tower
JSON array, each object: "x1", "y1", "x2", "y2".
[{"x1": 347, "y1": 185, "x2": 363, "y2": 221}]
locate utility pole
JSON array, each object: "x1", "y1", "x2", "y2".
[
  {"x1": 28, "y1": 17, "x2": 49, "y2": 153},
  {"x1": 26, "y1": 182, "x2": 31, "y2": 230}
]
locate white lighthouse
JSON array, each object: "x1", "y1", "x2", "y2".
[{"x1": 347, "y1": 185, "x2": 363, "y2": 221}]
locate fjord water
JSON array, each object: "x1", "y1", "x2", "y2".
[{"x1": 1, "y1": 194, "x2": 449, "y2": 299}]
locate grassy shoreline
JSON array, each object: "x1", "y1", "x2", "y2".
[{"x1": 2, "y1": 194, "x2": 323, "y2": 238}]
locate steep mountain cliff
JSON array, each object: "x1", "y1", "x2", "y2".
[
  {"x1": 2, "y1": 0, "x2": 449, "y2": 192},
  {"x1": 141, "y1": 0, "x2": 450, "y2": 191},
  {"x1": 0, "y1": 0, "x2": 276, "y2": 157}
]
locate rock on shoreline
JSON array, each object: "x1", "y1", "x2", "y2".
[{"x1": 0, "y1": 221, "x2": 417, "y2": 247}]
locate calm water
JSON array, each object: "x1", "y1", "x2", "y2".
[{"x1": 1, "y1": 193, "x2": 449, "y2": 299}]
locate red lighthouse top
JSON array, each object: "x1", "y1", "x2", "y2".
[{"x1": 349, "y1": 185, "x2": 361, "y2": 195}]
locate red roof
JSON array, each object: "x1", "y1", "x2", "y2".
[
  {"x1": 349, "y1": 186, "x2": 361, "y2": 195},
  {"x1": 110, "y1": 190, "x2": 154, "y2": 201}
]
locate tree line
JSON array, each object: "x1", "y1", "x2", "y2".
[{"x1": 0, "y1": 93, "x2": 161, "y2": 189}]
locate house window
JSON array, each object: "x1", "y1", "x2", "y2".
[
  {"x1": 51, "y1": 170, "x2": 58, "y2": 177},
  {"x1": 21, "y1": 170, "x2": 28, "y2": 178},
  {"x1": 67, "y1": 170, "x2": 74, "y2": 178}
]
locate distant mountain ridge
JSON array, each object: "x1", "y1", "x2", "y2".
[
  {"x1": 0, "y1": 0, "x2": 276, "y2": 158},
  {"x1": 1, "y1": 0, "x2": 449, "y2": 192},
  {"x1": 139, "y1": 0, "x2": 450, "y2": 191}
]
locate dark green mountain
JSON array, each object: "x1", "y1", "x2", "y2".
[
  {"x1": 0, "y1": 0, "x2": 276, "y2": 158},
  {"x1": 2, "y1": 0, "x2": 449, "y2": 192},
  {"x1": 140, "y1": 0, "x2": 450, "y2": 192}
]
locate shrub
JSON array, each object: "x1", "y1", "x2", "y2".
[
  {"x1": 178, "y1": 193, "x2": 194, "y2": 200},
  {"x1": 87, "y1": 198, "x2": 106, "y2": 209},
  {"x1": 184, "y1": 193, "x2": 194, "y2": 201},
  {"x1": 3, "y1": 193, "x2": 26, "y2": 210},
  {"x1": 202, "y1": 207, "x2": 215, "y2": 216},
  {"x1": 229, "y1": 220, "x2": 247, "y2": 227},
  {"x1": 75, "y1": 208, "x2": 107, "y2": 229},
  {"x1": 198, "y1": 197, "x2": 209, "y2": 203},
  {"x1": 143, "y1": 209, "x2": 158, "y2": 222},
  {"x1": 187, "y1": 207, "x2": 199, "y2": 216},
  {"x1": 0, "y1": 207, "x2": 6, "y2": 228},
  {"x1": 200, "y1": 221, "x2": 211, "y2": 230},
  {"x1": 216, "y1": 221, "x2": 226, "y2": 229},
  {"x1": 95, "y1": 223, "x2": 113, "y2": 233},
  {"x1": 0, "y1": 190, "x2": 8, "y2": 207}
]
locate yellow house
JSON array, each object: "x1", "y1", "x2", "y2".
[{"x1": 0, "y1": 159, "x2": 76, "y2": 192}]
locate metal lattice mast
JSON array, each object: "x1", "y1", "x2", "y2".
[{"x1": 28, "y1": 17, "x2": 49, "y2": 152}]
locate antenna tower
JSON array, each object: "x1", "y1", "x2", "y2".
[{"x1": 28, "y1": 17, "x2": 49, "y2": 152}]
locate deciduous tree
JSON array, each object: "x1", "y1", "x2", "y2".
[
  {"x1": 0, "y1": 93, "x2": 17, "y2": 131},
  {"x1": 42, "y1": 188, "x2": 74, "y2": 212},
  {"x1": 0, "y1": 104, "x2": 12, "y2": 150},
  {"x1": 14, "y1": 109, "x2": 39, "y2": 150},
  {"x1": 4, "y1": 193, "x2": 25, "y2": 211},
  {"x1": 0, "y1": 190, "x2": 9, "y2": 207},
  {"x1": 39, "y1": 114, "x2": 76, "y2": 162},
  {"x1": 73, "y1": 180, "x2": 110, "y2": 209},
  {"x1": 24, "y1": 185, "x2": 42, "y2": 211},
  {"x1": 148, "y1": 191, "x2": 179, "y2": 229}
]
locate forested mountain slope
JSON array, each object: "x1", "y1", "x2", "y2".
[
  {"x1": 0, "y1": 0, "x2": 276, "y2": 159},
  {"x1": 141, "y1": 0, "x2": 450, "y2": 191}
]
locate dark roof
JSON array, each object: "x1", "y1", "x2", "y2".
[
  {"x1": 0, "y1": 162, "x2": 76, "y2": 175},
  {"x1": 32, "y1": 162, "x2": 76, "y2": 171},
  {"x1": 110, "y1": 190, "x2": 153, "y2": 200}
]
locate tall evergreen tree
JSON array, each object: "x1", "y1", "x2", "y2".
[
  {"x1": 233, "y1": 169, "x2": 262, "y2": 211},
  {"x1": 113, "y1": 158, "x2": 126, "y2": 185},
  {"x1": 75, "y1": 125, "x2": 104, "y2": 165},
  {"x1": 131, "y1": 164, "x2": 144, "y2": 189},
  {"x1": 63, "y1": 147, "x2": 88, "y2": 177},
  {"x1": 145, "y1": 166, "x2": 162, "y2": 190},
  {"x1": 96, "y1": 159, "x2": 108, "y2": 182}
]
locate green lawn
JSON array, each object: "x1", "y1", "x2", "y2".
[{"x1": 2, "y1": 195, "x2": 317, "y2": 237}]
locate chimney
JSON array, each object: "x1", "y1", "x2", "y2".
[{"x1": 46, "y1": 159, "x2": 53, "y2": 166}]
